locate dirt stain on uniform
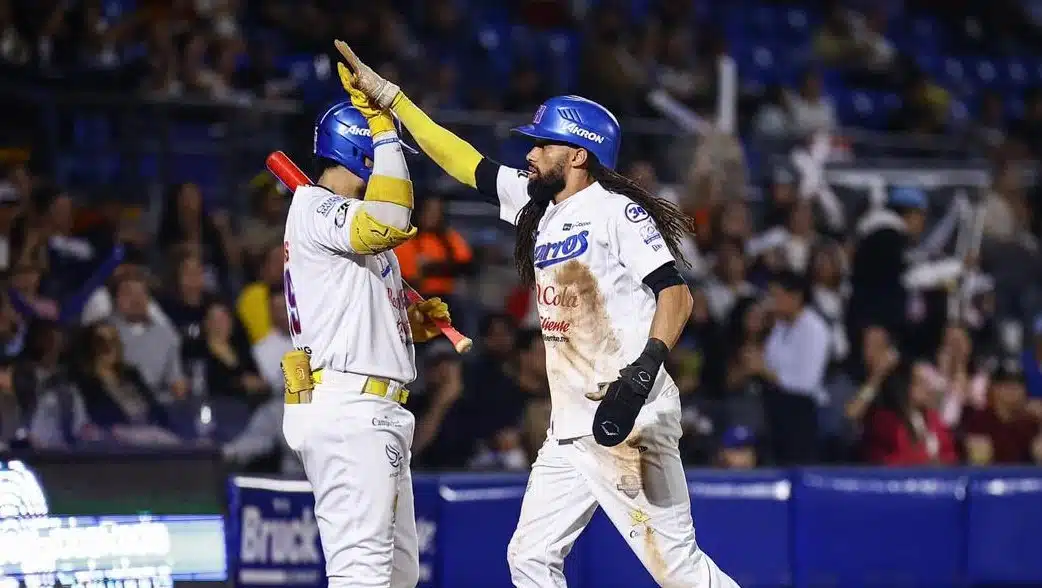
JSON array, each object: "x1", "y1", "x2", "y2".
[
  {"x1": 548, "y1": 260, "x2": 622, "y2": 379},
  {"x1": 607, "y1": 433, "x2": 668, "y2": 582}
]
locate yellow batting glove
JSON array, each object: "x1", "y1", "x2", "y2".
[
  {"x1": 337, "y1": 62, "x2": 394, "y2": 137},
  {"x1": 407, "y1": 297, "x2": 451, "y2": 343}
]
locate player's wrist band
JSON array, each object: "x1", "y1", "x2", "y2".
[
  {"x1": 640, "y1": 338, "x2": 669, "y2": 368},
  {"x1": 372, "y1": 135, "x2": 401, "y2": 149}
]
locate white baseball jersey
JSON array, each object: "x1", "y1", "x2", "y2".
[
  {"x1": 493, "y1": 166, "x2": 679, "y2": 439},
  {"x1": 282, "y1": 185, "x2": 416, "y2": 383}
]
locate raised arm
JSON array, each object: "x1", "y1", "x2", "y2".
[
  {"x1": 341, "y1": 68, "x2": 417, "y2": 253},
  {"x1": 335, "y1": 40, "x2": 531, "y2": 225}
]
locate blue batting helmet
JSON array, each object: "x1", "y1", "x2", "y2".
[
  {"x1": 313, "y1": 101, "x2": 416, "y2": 182},
  {"x1": 511, "y1": 95, "x2": 621, "y2": 170}
]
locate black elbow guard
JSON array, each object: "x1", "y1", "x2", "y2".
[
  {"x1": 474, "y1": 158, "x2": 501, "y2": 201},
  {"x1": 642, "y1": 262, "x2": 685, "y2": 297}
]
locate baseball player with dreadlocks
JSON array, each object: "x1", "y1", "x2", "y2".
[
  {"x1": 336, "y1": 41, "x2": 740, "y2": 588},
  {"x1": 279, "y1": 56, "x2": 454, "y2": 587}
]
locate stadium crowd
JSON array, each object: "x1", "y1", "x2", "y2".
[{"x1": 2, "y1": 0, "x2": 1042, "y2": 476}]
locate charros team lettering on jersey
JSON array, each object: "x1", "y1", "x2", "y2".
[{"x1": 534, "y1": 230, "x2": 590, "y2": 269}]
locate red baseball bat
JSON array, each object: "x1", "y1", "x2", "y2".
[{"x1": 266, "y1": 151, "x2": 473, "y2": 354}]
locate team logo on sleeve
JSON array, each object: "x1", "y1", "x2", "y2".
[
  {"x1": 639, "y1": 223, "x2": 662, "y2": 244},
  {"x1": 534, "y1": 230, "x2": 589, "y2": 269},
  {"x1": 334, "y1": 201, "x2": 350, "y2": 227},
  {"x1": 625, "y1": 202, "x2": 650, "y2": 223}
]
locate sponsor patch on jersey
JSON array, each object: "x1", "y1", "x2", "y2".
[
  {"x1": 317, "y1": 195, "x2": 344, "y2": 217},
  {"x1": 333, "y1": 201, "x2": 350, "y2": 227},
  {"x1": 625, "y1": 202, "x2": 650, "y2": 223},
  {"x1": 561, "y1": 221, "x2": 591, "y2": 231},
  {"x1": 639, "y1": 222, "x2": 662, "y2": 244},
  {"x1": 534, "y1": 230, "x2": 589, "y2": 269}
]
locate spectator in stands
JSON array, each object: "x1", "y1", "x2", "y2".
[
  {"x1": 982, "y1": 163, "x2": 1033, "y2": 246},
  {"x1": 160, "y1": 245, "x2": 219, "y2": 363},
  {"x1": 704, "y1": 239, "x2": 756, "y2": 323},
  {"x1": 395, "y1": 196, "x2": 474, "y2": 328},
  {"x1": 12, "y1": 320, "x2": 72, "y2": 439},
  {"x1": 967, "y1": 91, "x2": 1008, "y2": 154},
  {"x1": 715, "y1": 425, "x2": 758, "y2": 469},
  {"x1": 0, "y1": 0, "x2": 29, "y2": 66},
  {"x1": 889, "y1": 68, "x2": 950, "y2": 136},
  {"x1": 252, "y1": 292, "x2": 293, "y2": 395},
  {"x1": 786, "y1": 70, "x2": 837, "y2": 137},
  {"x1": 81, "y1": 260, "x2": 175, "y2": 328},
  {"x1": 961, "y1": 359, "x2": 1042, "y2": 465},
  {"x1": 756, "y1": 270, "x2": 831, "y2": 464},
  {"x1": 0, "y1": 289, "x2": 25, "y2": 360},
  {"x1": 157, "y1": 182, "x2": 235, "y2": 292},
  {"x1": 199, "y1": 301, "x2": 267, "y2": 405},
  {"x1": 810, "y1": 242, "x2": 850, "y2": 367},
  {"x1": 719, "y1": 317, "x2": 770, "y2": 459},
  {"x1": 413, "y1": 344, "x2": 469, "y2": 468},
  {"x1": 236, "y1": 241, "x2": 283, "y2": 344},
  {"x1": 847, "y1": 186, "x2": 961, "y2": 361},
  {"x1": 674, "y1": 288, "x2": 723, "y2": 397},
  {"x1": 752, "y1": 85, "x2": 791, "y2": 139},
  {"x1": 837, "y1": 325, "x2": 900, "y2": 460},
  {"x1": 466, "y1": 313, "x2": 517, "y2": 402},
  {"x1": 109, "y1": 269, "x2": 187, "y2": 404},
  {"x1": 921, "y1": 324, "x2": 989, "y2": 428},
  {"x1": 239, "y1": 175, "x2": 288, "y2": 265},
  {"x1": 748, "y1": 198, "x2": 817, "y2": 276},
  {"x1": 513, "y1": 329, "x2": 550, "y2": 463},
  {"x1": 863, "y1": 361, "x2": 957, "y2": 466},
  {"x1": 74, "y1": 321, "x2": 180, "y2": 447}
]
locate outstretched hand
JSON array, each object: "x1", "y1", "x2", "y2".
[{"x1": 334, "y1": 40, "x2": 400, "y2": 110}]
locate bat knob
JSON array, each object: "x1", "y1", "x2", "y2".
[{"x1": 454, "y1": 337, "x2": 474, "y2": 354}]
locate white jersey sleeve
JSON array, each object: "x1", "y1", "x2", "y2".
[
  {"x1": 608, "y1": 199, "x2": 677, "y2": 282},
  {"x1": 296, "y1": 189, "x2": 364, "y2": 256},
  {"x1": 474, "y1": 159, "x2": 532, "y2": 226},
  {"x1": 493, "y1": 166, "x2": 532, "y2": 225}
]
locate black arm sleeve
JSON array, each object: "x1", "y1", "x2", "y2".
[
  {"x1": 642, "y1": 262, "x2": 686, "y2": 297},
  {"x1": 474, "y1": 158, "x2": 502, "y2": 205}
]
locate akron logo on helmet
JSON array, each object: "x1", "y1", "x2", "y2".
[
  {"x1": 563, "y1": 123, "x2": 605, "y2": 144},
  {"x1": 0, "y1": 460, "x2": 49, "y2": 520},
  {"x1": 345, "y1": 125, "x2": 372, "y2": 137}
]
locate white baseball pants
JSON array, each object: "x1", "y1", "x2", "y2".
[
  {"x1": 282, "y1": 371, "x2": 419, "y2": 588},
  {"x1": 507, "y1": 395, "x2": 740, "y2": 588}
]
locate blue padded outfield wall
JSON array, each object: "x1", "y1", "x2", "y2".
[{"x1": 226, "y1": 468, "x2": 1042, "y2": 588}]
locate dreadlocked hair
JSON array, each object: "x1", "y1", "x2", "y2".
[{"x1": 513, "y1": 158, "x2": 694, "y2": 286}]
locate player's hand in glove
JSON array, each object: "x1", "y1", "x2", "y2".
[
  {"x1": 407, "y1": 297, "x2": 451, "y2": 343},
  {"x1": 336, "y1": 60, "x2": 396, "y2": 137},
  {"x1": 334, "y1": 39, "x2": 400, "y2": 110},
  {"x1": 587, "y1": 339, "x2": 668, "y2": 446}
]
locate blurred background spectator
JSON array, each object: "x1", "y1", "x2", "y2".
[{"x1": 0, "y1": 0, "x2": 1041, "y2": 473}]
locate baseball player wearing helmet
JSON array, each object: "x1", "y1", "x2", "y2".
[
  {"x1": 336, "y1": 41, "x2": 740, "y2": 588},
  {"x1": 279, "y1": 60, "x2": 453, "y2": 588}
]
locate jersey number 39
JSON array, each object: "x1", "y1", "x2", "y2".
[{"x1": 284, "y1": 269, "x2": 303, "y2": 336}]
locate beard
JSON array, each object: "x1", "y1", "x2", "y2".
[{"x1": 526, "y1": 161, "x2": 566, "y2": 203}]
